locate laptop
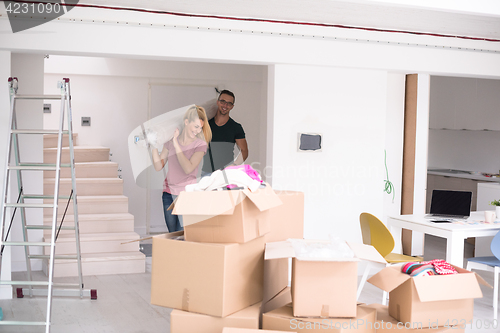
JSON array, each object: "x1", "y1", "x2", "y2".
[{"x1": 427, "y1": 189, "x2": 472, "y2": 219}]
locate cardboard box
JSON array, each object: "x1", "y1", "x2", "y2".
[
  {"x1": 262, "y1": 304, "x2": 376, "y2": 333},
  {"x1": 264, "y1": 240, "x2": 386, "y2": 318},
  {"x1": 173, "y1": 184, "x2": 282, "y2": 243},
  {"x1": 151, "y1": 233, "x2": 266, "y2": 317},
  {"x1": 223, "y1": 328, "x2": 295, "y2": 333},
  {"x1": 367, "y1": 265, "x2": 489, "y2": 327},
  {"x1": 171, "y1": 302, "x2": 261, "y2": 333},
  {"x1": 265, "y1": 190, "x2": 304, "y2": 242},
  {"x1": 363, "y1": 304, "x2": 465, "y2": 333}
]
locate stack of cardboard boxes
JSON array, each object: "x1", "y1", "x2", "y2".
[
  {"x1": 151, "y1": 185, "x2": 305, "y2": 333},
  {"x1": 150, "y1": 183, "x2": 489, "y2": 333}
]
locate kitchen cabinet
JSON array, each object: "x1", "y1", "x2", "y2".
[{"x1": 429, "y1": 77, "x2": 500, "y2": 131}]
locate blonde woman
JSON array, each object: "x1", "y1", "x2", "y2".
[{"x1": 152, "y1": 105, "x2": 212, "y2": 232}]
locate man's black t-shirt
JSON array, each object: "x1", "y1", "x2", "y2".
[{"x1": 202, "y1": 117, "x2": 245, "y2": 173}]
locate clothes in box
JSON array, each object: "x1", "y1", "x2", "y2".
[
  {"x1": 151, "y1": 233, "x2": 265, "y2": 317},
  {"x1": 367, "y1": 264, "x2": 489, "y2": 327}
]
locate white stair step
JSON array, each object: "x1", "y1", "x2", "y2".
[
  {"x1": 44, "y1": 178, "x2": 123, "y2": 196},
  {"x1": 44, "y1": 161, "x2": 119, "y2": 179},
  {"x1": 44, "y1": 146, "x2": 110, "y2": 164},
  {"x1": 43, "y1": 213, "x2": 135, "y2": 235},
  {"x1": 44, "y1": 195, "x2": 129, "y2": 215},
  {"x1": 43, "y1": 133, "x2": 78, "y2": 148},
  {"x1": 44, "y1": 232, "x2": 141, "y2": 255},
  {"x1": 42, "y1": 252, "x2": 146, "y2": 277}
]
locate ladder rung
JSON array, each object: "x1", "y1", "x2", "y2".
[
  {"x1": 5, "y1": 203, "x2": 54, "y2": 208},
  {"x1": 0, "y1": 321, "x2": 47, "y2": 326},
  {"x1": 28, "y1": 254, "x2": 78, "y2": 260},
  {"x1": 26, "y1": 225, "x2": 75, "y2": 231},
  {"x1": 18, "y1": 163, "x2": 71, "y2": 168},
  {"x1": 23, "y1": 195, "x2": 71, "y2": 200},
  {"x1": 1, "y1": 241, "x2": 52, "y2": 247},
  {"x1": 0, "y1": 280, "x2": 49, "y2": 286},
  {"x1": 0, "y1": 281, "x2": 80, "y2": 287},
  {"x1": 18, "y1": 287, "x2": 91, "y2": 298},
  {"x1": 11, "y1": 129, "x2": 70, "y2": 135},
  {"x1": 14, "y1": 94, "x2": 63, "y2": 100},
  {"x1": 9, "y1": 165, "x2": 57, "y2": 171}
]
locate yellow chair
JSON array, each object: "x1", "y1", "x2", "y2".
[{"x1": 357, "y1": 212, "x2": 423, "y2": 303}]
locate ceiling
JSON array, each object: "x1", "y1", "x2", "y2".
[{"x1": 84, "y1": 0, "x2": 500, "y2": 41}]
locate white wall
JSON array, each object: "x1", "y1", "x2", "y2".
[
  {"x1": 269, "y1": 65, "x2": 390, "y2": 242},
  {"x1": 0, "y1": 51, "x2": 12, "y2": 299},
  {"x1": 44, "y1": 56, "x2": 266, "y2": 235},
  {"x1": 9, "y1": 54, "x2": 45, "y2": 272},
  {"x1": 383, "y1": 73, "x2": 406, "y2": 221}
]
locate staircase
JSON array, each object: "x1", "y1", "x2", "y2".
[{"x1": 42, "y1": 134, "x2": 146, "y2": 277}]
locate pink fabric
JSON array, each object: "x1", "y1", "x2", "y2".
[
  {"x1": 163, "y1": 138, "x2": 207, "y2": 195},
  {"x1": 424, "y1": 259, "x2": 458, "y2": 275},
  {"x1": 402, "y1": 259, "x2": 458, "y2": 276},
  {"x1": 224, "y1": 164, "x2": 262, "y2": 183}
]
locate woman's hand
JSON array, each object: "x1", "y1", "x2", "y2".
[
  {"x1": 173, "y1": 128, "x2": 183, "y2": 154},
  {"x1": 173, "y1": 128, "x2": 180, "y2": 143}
]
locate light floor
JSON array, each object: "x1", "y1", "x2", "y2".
[{"x1": 0, "y1": 235, "x2": 498, "y2": 333}]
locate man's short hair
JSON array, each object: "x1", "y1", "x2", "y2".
[{"x1": 219, "y1": 89, "x2": 235, "y2": 103}]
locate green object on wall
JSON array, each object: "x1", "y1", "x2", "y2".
[{"x1": 384, "y1": 150, "x2": 395, "y2": 203}]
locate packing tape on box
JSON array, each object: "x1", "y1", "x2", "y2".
[
  {"x1": 182, "y1": 288, "x2": 190, "y2": 311},
  {"x1": 321, "y1": 304, "x2": 329, "y2": 318}
]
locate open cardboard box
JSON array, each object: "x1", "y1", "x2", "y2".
[
  {"x1": 171, "y1": 302, "x2": 261, "y2": 333},
  {"x1": 367, "y1": 264, "x2": 490, "y2": 327},
  {"x1": 264, "y1": 240, "x2": 386, "y2": 318},
  {"x1": 151, "y1": 231, "x2": 266, "y2": 317},
  {"x1": 363, "y1": 304, "x2": 465, "y2": 333},
  {"x1": 171, "y1": 183, "x2": 282, "y2": 243},
  {"x1": 262, "y1": 304, "x2": 376, "y2": 333}
]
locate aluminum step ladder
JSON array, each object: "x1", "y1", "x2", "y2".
[{"x1": 0, "y1": 77, "x2": 97, "y2": 332}]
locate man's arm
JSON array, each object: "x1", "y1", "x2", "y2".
[{"x1": 235, "y1": 138, "x2": 249, "y2": 162}]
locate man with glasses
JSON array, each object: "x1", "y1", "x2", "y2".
[{"x1": 202, "y1": 90, "x2": 248, "y2": 174}]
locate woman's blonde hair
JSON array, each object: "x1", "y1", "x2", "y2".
[{"x1": 183, "y1": 105, "x2": 212, "y2": 143}]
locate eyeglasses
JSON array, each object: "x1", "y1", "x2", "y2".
[{"x1": 218, "y1": 99, "x2": 234, "y2": 107}]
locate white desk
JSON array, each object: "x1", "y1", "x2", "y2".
[{"x1": 388, "y1": 211, "x2": 500, "y2": 268}]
